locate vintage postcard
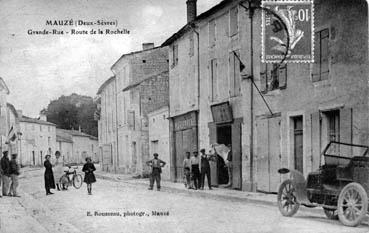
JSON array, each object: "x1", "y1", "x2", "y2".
[{"x1": 0, "y1": 0, "x2": 368, "y2": 232}]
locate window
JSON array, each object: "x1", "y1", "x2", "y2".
[
  {"x1": 210, "y1": 58, "x2": 218, "y2": 100},
  {"x1": 312, "y1": 29, "x2": 329, "y2": 82},
  {"x1": 172, "y1": 44, "x2": 178, "y2": 67},
  {"x1": 229, "y1": 51, "x2": 241, "y2": 97},
  {"x1": 151, "y1": 140, "x2": 159, "y2": 154},
  {"x1": 48, "y1": 137, "x2": 51, "y2": 146},
  {"x1": 260, "y1": 63, "x2": 287, "y2": 92},
  {"x1": 40, "y1": 125, "x2": 42, "y2": 131},
  {"x1": 230, "y1": 7, "x2": 238, "y2": 36},
  {"x1": 327, "y1": 110, "x2": 340, "y2": 142},
  {"x1": 189, "y1": 33, "x2": 194, "y2": 57},
  {"x1": 209, "y1": 19, "x2": 216, "y2": 48},
  {"x1": 48, "y1": 126, "x2": 50, "y2": 132}
]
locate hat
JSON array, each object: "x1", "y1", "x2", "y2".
[
  {"x1": 200, "y1": 149, "x2": 206, "y2": 153},
  {"x1": 2, "y1": 151, "x2": 8, "y2": 156},
  {"x1": 45, "y1": 154, "x2": 51, "y2": 159},
  {"x1": 11, "y1": 153, "x2": 17, "y2": 158},
  {"x1": 193, "y1": 150, "x2": 198, "y2": 154},
  {"x1": 153, "y1": 153, "x2": 159, "y2": 157},
  {"x1": 55, "y1": 151, "x2": 61, "y2": 157},
  {"x1": 85, "y1": 156, "x2": 92, "y2": 162}
]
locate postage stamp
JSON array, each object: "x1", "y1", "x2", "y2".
[{"x1": 261, "y1": 0, "x2": 314, "y2": 63}]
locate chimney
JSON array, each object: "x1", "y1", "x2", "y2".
[
  {"x1": 39, "y1": 113, "x2": 47, "y2": 121},
  {"x1": 186, "y1": 0, "x2": 197, "y2": 23},
  {"x1": 142, "y1": 43, "x2": 154, "y2": 50}
]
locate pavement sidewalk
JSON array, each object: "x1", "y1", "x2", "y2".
[{"x1": 94, "y1": 169, "x2": 278, "y2": 207}]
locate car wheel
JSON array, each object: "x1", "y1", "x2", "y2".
[
  {"x1": 277, "y1": 179, "x2": 300, "y2": 217},
  {"x1": 337, "y1": 182, "x2": 368, "y2": 227},
  {"x1": 323, "y1": 208, "x2": 338, "y2": 220}
]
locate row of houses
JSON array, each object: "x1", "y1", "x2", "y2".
[
  {"x1": 0, "y1": 78, "x2": 98, "y2": 166},
  {"x1": 96, "y1": 0, "x2": 369, "y2": 192}
]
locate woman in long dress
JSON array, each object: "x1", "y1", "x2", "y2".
[
  {"x1": 54, "y1": 151, "x2": 64, "y2": 191},
  {"x1": 82, "y1": 157, "x2": 96, "y2": 195},
  {"x1": 44, "y1": 154, "x2": 55, "y2": 195}
]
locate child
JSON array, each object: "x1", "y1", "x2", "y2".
[{"x1": 82, "y1": 157, "x2": 96, "y2": 195}]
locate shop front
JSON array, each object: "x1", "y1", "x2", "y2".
[
  {"x1": 170, "y1": 111, "x2": 198, "y2": 182},
  {"x1": 208, "y1": 102, "x2": 242, "y2": 190}
]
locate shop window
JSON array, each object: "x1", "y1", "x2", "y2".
[
  {"x1": 229, "y1": 7, "x2": 238, "y2": 37},
  {"x1": 312, "y1": 28, "x2": 329, "y2": 82},
  {"x1": 229, "y1": 51, "x2": 241, "y2": 97},
  {"x1": 210, "y1": 58, "x2": 218, "y2": 101},
  {"x1": 260, "y1": 63, "x2": 287, "y2": 93},
  {"x1": 209, "y1": 19, "x2": 216, "y2": 48}
]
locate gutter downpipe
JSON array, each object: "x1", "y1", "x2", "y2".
[{"x1": 191, "y1": 23, "x2": 201, "y2": 152}]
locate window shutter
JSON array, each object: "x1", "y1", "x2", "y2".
[
  {"x1": 278, "y1": 65, "x2": 287, "y2": 89},
  {"x1": 311, "y1": 112, "x2": 321, "y2": 170},
  {"x1": 312, "y1": 32, "x2": 320, "y2": 82},
  {"x1": 234, "y1": 51, "x2": 241, "y2": 95},
  {"x1": 320, "y1": 29, "x2": 329, "y2": 80},
  {"x1": 229, "y1": 52, "x2": 235, "y2": 96},
  {"x1": 339, "y1": 108, "x2": 352, "y2": 156}
]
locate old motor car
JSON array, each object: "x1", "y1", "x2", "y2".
[{"x1": 277, "y1": 141, "x2": 369, "y2": 227}]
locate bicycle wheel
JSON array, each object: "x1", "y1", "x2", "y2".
[
  {"x1": 60, "y1": 174, "x2": 69, "y2": 190},
  {"x1": 73, "y1": 174, "x2": 83, "y2": 189}
]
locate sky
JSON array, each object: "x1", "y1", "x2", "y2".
[{"x1": 0, "y1": 0, "x2": 221, "y2": 117}]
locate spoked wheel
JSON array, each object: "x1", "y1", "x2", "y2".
[
  {"x1": 60, "y1": 175, "x2": 69, "y2": 190},
  {"x1": 337, "y1": 182, "x2": 368, "y2": 227},
  {"x1": 277, "y1": 179, "x2": 300, "y2": 217},
  {"x1": 323, "y1": 208, "x2": 338, "y2": 220},
  {"x1": 73, "y1": 174, "x2": 83, "y2": 189}
]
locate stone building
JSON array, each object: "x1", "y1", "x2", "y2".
[
  {"x1": 163, "y1": 0, "x2": 369, "y2": 192},
  {"x1": 19, "y1": 114, "x2": 56, "y2": 166},
  {"x1": 97, "y1": 44, "x2": 169, "y2": 175},
  {"x1": 56, "y1": 129, "x2": 98, "y2": 164}
]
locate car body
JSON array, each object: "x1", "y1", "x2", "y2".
[{"x1": 277, "y1": 141, "x2": 369, "y2": 227}]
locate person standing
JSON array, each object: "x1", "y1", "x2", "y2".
[
  {"x1": 183, "y1": 152, "x2": 191, "y2": 189},
  {"x1": 200, "y1": 149, "x2": 215, "y2": 190},
  {"x1": 54, "y1": 151, "x2": 64, "y2": 191},
  {"x1": 1, "y1": 151, "x2": 11, "y2": 196},
  {"x1": 9, "y1": 153, "x2": 20, "y2": 197},
  {"x1": 146, "y1": 153, "x2": 166, "y2": 191},
  {"x1": 44, "y1": 154, "x2": 55, "y2": 195},
  {"x1": 226, "y1": 144, "x2": 232, "y2": 187},
  {"x1": 82, "y1": 157, "x2": 96, "y2": 195},
  {"x1": 190, "y1": 151, "x2": 200, "y2": 190}
]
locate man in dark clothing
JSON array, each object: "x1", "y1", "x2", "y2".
[
  {"x1": 146, "y1": 153, "x2": 166, "y2": 191},
  {"x1": 200, "y1": 149, "x2": 215, "y2": 190},
  {"x1": 1, "y1": 151, "x2": 11, "y2": 196},
  {"x1": 9, "y1": 154, "x2": 20, "y2": 197}
]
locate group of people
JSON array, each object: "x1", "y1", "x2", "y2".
[
  {"x1": 145, "y1": 144, "x2": 233, "y2": 192},
  {"x1": 44, "y1": 151, "x2": 96, "y2": 195},
  {"x1": 0, "y1": 151, "x2": 20, "y2": 197}
]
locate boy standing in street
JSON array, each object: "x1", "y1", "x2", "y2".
[
  {"x1": 183, "y1": 152, "x2": 191, "y2": 189},
  {"x1": 1, "y1": 151, "x2": 10, "y2": 196},
  {"x1": 146, "y1": 153, "x2": 166, "y2": 191}
]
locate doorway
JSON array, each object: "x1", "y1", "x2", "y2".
[
  {"x1": 216, "y1": 125, "x2": 231, "y2": 185},
  {"x1": 293, "y1": 116, "x2": 303, "y2": 173}
]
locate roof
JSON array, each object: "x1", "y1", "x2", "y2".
[
  {"x1": 56, "y1": 134, "x2": 73, "y2": 143},
  {"x1": 122, "y1": 71, "x2": 169, "y2": 92},
  {"x1": 110, "y1": 46, "x2": 163, "y2": 71},
  {"x1": 19, "y1": 116, "x2": 56, "y2": 126},
  {"x1": 56, "y1": 128, "x2": 98, "y2": 141},
  {"x1": 96, "y1": 76, "x2": 115, "y2": 95},
  {"x1": 161, "y1": 0, "x2": 238, "y2": 46},
  {"x1": 6, "y1": 103, "x2": 18, "y2": 118}
]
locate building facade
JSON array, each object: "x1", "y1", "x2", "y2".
[
  {"x1": 56, "y1": 129, "x2": 98, "y2": 164},
  {"x1": 164, "y1": 0, "x2": 369, "y2": 192},
  {"x1": 148, "y1": 106, "x2": 170, "y2": 180},
  {"x1": 97, "y1": 44, "x2": 169, "y2": 175},
  {"x1": 19, "y1": 114, "x2": 57, "y2": 166}
]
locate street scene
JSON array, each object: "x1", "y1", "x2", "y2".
[{"x1": 1, "y1": 0, "x2": 369, "y2": 232}]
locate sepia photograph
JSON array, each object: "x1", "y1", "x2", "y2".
[{"x1": 0, "y1": 0, "x2": 368, "y2": 232}]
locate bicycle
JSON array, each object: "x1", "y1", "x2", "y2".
[{"x1": 60, "y1": 165, "x2": 83, "y2": 189}]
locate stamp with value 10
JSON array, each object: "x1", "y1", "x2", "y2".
[{"x1": 261, "y1": 0, "x2": 314, "y2": 63}]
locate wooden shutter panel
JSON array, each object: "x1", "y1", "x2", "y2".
[
  {"x1": 229, "y1": 53, "x2": 235, "y2": 96},
  {"x1": 340, "y1": 108, "x2": 352, "y2": 156},
  {"x1": 311, "y1": 112, "x2": 321, "y2": 170},
  {"x1": 278, "y1": 65, "x2": 287, "y2": 89},
  {"x1": 208, "y1": 122, "x2": 218, "y2": 186},
  {"x1": 312, "y1": 32, "x2": 320, "y2": 82},
  {"x1": 231, "y1": 119, "x2": 242, "y2": 189}
]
